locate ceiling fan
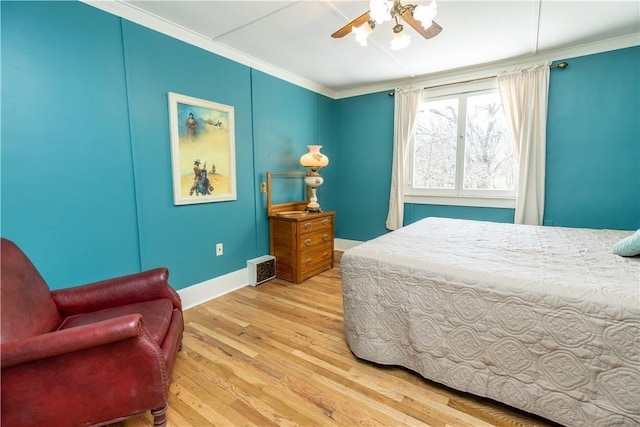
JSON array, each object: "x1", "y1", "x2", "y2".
[{"x1": 331, "y1": 0, "x2": 442, "y2": 50}]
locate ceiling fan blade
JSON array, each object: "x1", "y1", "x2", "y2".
[
  {"x1": 331, "y1": 11, "x2": 371, "y2": 38},
  {"x1": 401, "y1": 9, "x2": 442, "y2": 39}
]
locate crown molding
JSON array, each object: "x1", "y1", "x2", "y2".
[{"x1": 80, "y1": 0, "x2": 338, "y2": 99}]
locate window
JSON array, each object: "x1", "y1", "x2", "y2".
[{"x1": 406, "y1": 80, "x2": 516, "y2": 208}]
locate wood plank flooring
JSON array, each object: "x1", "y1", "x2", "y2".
[{"x1": 112, "y1": 259, "x2": 558, "y2": 427}]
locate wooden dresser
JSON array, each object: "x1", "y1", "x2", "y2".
[{"x1": 269, "y1": 211, "x2": 335, "y2": 284}]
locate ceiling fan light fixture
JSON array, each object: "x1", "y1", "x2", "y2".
[
  {"x1": 332, "y1": 0, "x2": 442, "y2": 48},
  {"x1": 390, "y1": 25, "x2": 411, "y2": 50},
  {"x1": 352, "y1": 21, "x2": 374, "y2": 46},
  {"x1": 413, "y1": 0, "x2": 437, "y2": 29},
  {"x1": 369, "y1": 0, "x2": 393, "y2": 24}
]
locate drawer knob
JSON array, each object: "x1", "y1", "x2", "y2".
[
  {"x1": 305, "y1": 258, "x2": 312, "y2": 266},
  {"x1": 322, "y1": 218, "x2": 329, "y2": 225},
  {"x1": 322, "y1": 252, "x2": 329, "y2": 259},
  {"x1": 304, "y1": 239, "x2": 312, "y2": 246},
  {"x1": 304, "y1": 222, "x2": 313, "y2": 229},
  {"x1": 322, "y1": 233, "x2": 329, "y2": 241}
]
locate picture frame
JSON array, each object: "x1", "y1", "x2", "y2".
[{"x1": 168, "y1": 92, "x2": 237, "y2": 205}]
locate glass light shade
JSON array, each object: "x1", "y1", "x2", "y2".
[
  {"x1": 413, "y1": 0, "x2": 437, "y2": 29},
  {"x1": 390, "y1": 29, "x2": 411, "y2": 51},
  {"x1": 352, "y1": 21, "x2": 374, "y2": 46},
  {"x1": 369, "y1": 0, "x2": 393, "y2": 24},
  {"x1": 300, "y1": 145, "x2": 329, "y2": 170}
]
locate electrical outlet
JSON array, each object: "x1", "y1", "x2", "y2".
[
  {"x1": 260, "y1": 182, "x2": 267, "y2": 193},
  {"x1": 216, "y1": 243, "x2": 223, "y2": 256}
]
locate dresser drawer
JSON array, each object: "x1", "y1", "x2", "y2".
[
  {"x1": 299, "y1": 248, "x2": 332, "y2": 272},
  {"x1": 298, "y1": 216, "x2": 332, "y2": 235},
  {"x1": 299, "y1": 230, "x2": 332, "y2": 250}
]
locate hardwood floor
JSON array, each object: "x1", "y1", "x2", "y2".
[{"x1": 113, "y1": 259, "x2": 557, "y2": 427}]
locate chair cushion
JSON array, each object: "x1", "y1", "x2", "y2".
[
  {"x1": 58, "y1": 299, "x2": 174, "y2": 346},
  {"x1": 1, "y1": 239, "x2": 63, "y2": 344}
]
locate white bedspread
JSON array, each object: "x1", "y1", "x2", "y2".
[{"x1": 341, "y1": 218, "x2": 640, "y2": 426}]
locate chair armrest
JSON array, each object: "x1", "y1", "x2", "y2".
[
  {"x1": 0, "y1": 314, "x2": 147, "y2": 368},
  {"x1": 52, "y1": 268, "x2": 182, "y2": 316}
]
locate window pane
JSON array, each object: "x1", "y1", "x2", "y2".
[
  {"x1": 413, "y1": 98, "x2": 458, "y2": 189},
  {"x1": 463, "y1": 93, "x2": 514, "y2": 190}
]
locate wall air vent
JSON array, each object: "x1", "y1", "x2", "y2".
[{"x1": 247, "y1": 255, "x2": 276, "y2": 286}]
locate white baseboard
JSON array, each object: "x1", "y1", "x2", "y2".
[
  {"x1": 335, "y1": 238, "x2": 363, "y2": 252},
  {"x1": 178, "y1": 268, "x2": 249, "y2": 310},
  {"x1": 178, "y1": 240, "x2": 364, "y2": 310}
]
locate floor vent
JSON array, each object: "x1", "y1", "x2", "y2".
[{"x1": 247, "y1": 255, "x2": 276, "y2": 286}]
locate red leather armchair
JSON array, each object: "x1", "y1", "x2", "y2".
[{"x1": 0, "y1": 238, "x2": 184, "y2": 427}]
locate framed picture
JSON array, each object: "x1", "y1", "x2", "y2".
[{"x1": 168, "y1": 92, "x2": 237, "y2": 205}]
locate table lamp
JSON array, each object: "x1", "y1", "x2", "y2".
[{"x1": 300, "y1": 145, "x2": 329, "y2": 212}]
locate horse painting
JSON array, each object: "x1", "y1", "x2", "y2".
[{"x1": 196, "y1": 169, "x2": 213, "y2": 195}]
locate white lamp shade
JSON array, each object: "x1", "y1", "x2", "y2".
[
  {"x1": 390, "y1": 29, "x2": 411, "y2": 51},
  {"x1": 352, "y1": 21, "x2": 373, "y2": 46},
  {"x1": 413, "y1": 0, "x2": 437, "y2": 29},
  {"x1": 300, "y1": 145, "x2": 329, "y2": 169},
  {"x1": 369, "y1": 0, "x2": 393, "y2": 24}
]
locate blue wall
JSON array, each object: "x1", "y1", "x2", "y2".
[
  {"x1": 334, "y1": 91, "x2": 395, "y2": 241},
  {"x1": 336, "y1": 47, "x2": 640, "y2": 240},
  {"x1": 1, "y1": 2, "x2": 141, "y2": 286},
  {"x1": 405, "y1": 204, "x2": 515, "y2": 225},
  {"x1": 545, "y1": 46, "x2": 640, "y2": 230},
  {"x1": 251, "y1": 70, "x2": 337, "y2": 255},
  {"x1": 2, "y1": 2, "x2": 638, "y2": 291},
  {"x1": 119, "y1": 21, "x2": 257, "y2": 287},
  {"x1": 1, "y1": 1, "x2": 333, "y2": 290}
]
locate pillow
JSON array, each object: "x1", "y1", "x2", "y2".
[{"x1": 613, "y1": 229, "x2": 640, "y2": 257}]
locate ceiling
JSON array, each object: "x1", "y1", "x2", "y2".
[{"x1": 92, "y1": 0, "x2": 639, "y2": 98}]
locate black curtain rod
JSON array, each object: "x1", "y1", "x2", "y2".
[{"x1": 388, "y1": 61, "x2": 569, "y2": 96}]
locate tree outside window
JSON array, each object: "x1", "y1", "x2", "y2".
[{"x1": 410, "y1": 88, "x2": 515, "y2": 201}]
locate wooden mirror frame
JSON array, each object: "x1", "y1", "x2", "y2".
[{"x1": 266, "y1": 172, "x2": 311, "y2": 217}]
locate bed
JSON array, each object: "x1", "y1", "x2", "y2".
[{"x1": 341, "y1": 217, "x2": 639, "y2": 426}]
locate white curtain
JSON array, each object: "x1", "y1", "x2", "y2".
[
  {"x1": 385, "y1": 87, "x2": 423, "y2": 231},
  {"x1": 498, "y1": 61, "x2": 551, "y2": 225}
]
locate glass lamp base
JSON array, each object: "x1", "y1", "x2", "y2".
[{"x1": 306, "y1": 185, "x2": 322, "y2": 213}]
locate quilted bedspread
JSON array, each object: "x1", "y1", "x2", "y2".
[{"x1": 341, "y1": 218, "x2": 639, "y2": 426}]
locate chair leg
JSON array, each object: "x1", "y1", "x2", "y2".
[{"x1": 151, "y1": 403, "x2": 168, "y2": 427}]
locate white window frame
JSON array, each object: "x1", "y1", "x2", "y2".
[{"x1": 404, "y1": 78, "x2": 516, "y2": 209}]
